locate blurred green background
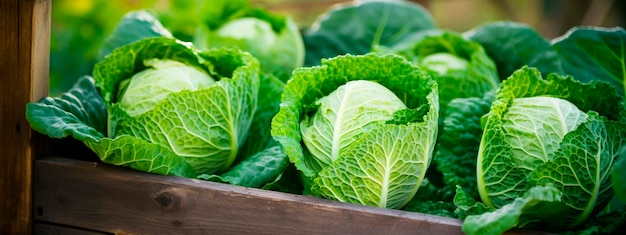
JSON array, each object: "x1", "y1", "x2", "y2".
[{"x1": 50, "y1": 0, "x2": 625, "y2": 96}]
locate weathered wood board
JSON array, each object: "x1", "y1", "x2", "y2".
[
  {"x1": 0, "y1": 0, "x2": 50, "y2": 233},
  {"x1": 34, "y1": 157, "x2": 467, "y2": 235}
]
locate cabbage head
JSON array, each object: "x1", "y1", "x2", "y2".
[
  {"x1": 460, "y1": 66, "x2": 626, "y2": 235},
  {"x1": 85, "y1": 37, "x2": 260, "y2": 177},
  {"x1": 193, "y1": 0, "x2": 304, "y2": 82},
  {"x1": 391, "y1": 30, "x2": 499, "y2": 115},
  {"x1": 271, "y1": 53, "x2": 439, "y2": 209},
  {"x1": 116, "y1": 59, "x2": 216, "y2": 117}
]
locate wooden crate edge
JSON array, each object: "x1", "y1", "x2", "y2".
[{"x1": 34, "y1": 156, "x2": 465, "y2": 235}]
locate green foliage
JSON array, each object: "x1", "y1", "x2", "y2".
[
  {"x1": 271, "y1": 53, "x2": 439, "y2": 209},
  {"x1": 192, "y1": 0, "x2": 304, "y2": 81},
  {"x1": 40, "y1": 1, "x2": 626, "y2": 234},
  {"x1": 470, "y1": 67, "x2": 626, "y2": 233},
  {"x1": 434, "y1": 93, "x2": 494, "y2": 200},
  {"x1": 553, "y1": 26, "x2": 626, "y2": 96},
  {"x1": 391, "y1": 30, "x2": 499, "y2": 115},
  {"x1": 303, "y1": 0, "x2": 437, "y2": 66},
  {"x1": 94, "y1": 37, "x2": 259, "y2": 175},
  {"x1": 464, "y1": 21, "x2": 564, "y2": 81}
]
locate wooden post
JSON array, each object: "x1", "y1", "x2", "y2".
[{"x1": 0, "y1": 0, "x2": 51, "y2": 234}]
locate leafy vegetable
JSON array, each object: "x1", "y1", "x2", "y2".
[
  {"x1": 553, "y1": 26, "x2": 626, "y2": 96},
  {"x1": 95, "y1": 37, "x2": 260, "y2": 175},
  {"x1": 460, "y1": 66, "x2": 626, "y2": 234},
  {"x1": 37, "y1": 2, "x2": 626, "y2": 234},
  {"x1": 193, "y1": 0, "x2": 304, "y2": 81},
  {"x1": 434, "y1": 92, "x2": 494, "y2": 200},
  {"x1": 463, "y1": 185, "x2": 564, "y2": 235},
  {"x1": 464, "y1": 21, "x2": 564, "y2": 80},
  {"x1": 116, "y1": 58, "x2": 216, "y2": 117},
  {"x1": 614, "y1": 151, "x2": 626, "y2": 203},
  {"x1": 99, "y1": 10, "x2": 173, "y2": 59},
  {"x1": 28, "y1": 37, "x2": 262, "y2": 177},
  {"x1": 303, "y1": 0, "x2": 436, "y2": 66},
  {"x1": 26, "y1": 76, "x2": 107, "y2": 142},
  {"x1": 391, "y1": 30, "x2": 499, "y2": 114},
  {"x1": 271, "y1": 53, "x2": 439, "y2": 209}
]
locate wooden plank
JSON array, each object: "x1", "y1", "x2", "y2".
[
  {"x1": 33, "y1": 223, "x2": 110, "y2": 235},
  {"x1": 0, "y1": 0, "x2": 50, "y2": 234},
  {"x1": 34, "y1": 157, "x2": 466, "y2": 235}
]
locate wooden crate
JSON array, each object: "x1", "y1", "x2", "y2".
[{"x1": 0, "y1": 1, "x2": 548, "y2": 234}]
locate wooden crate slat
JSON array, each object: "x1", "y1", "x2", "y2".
[
  {"x1": 34, "y1": 157, "x2": 465, "y2": 235},
  {"x1": 0, "y1": 0, "x2": 50, "y2": 233}
]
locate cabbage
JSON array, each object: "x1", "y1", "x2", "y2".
[
  {"x1": 117, "y1": 59, "x2": 216, "y2": 117},
  {"x1": 391, "y1": 30, "x2": 499, "y2": 115},
  {"x1": 27, "y1": 37, "x2": 261, "y2": 177},
  {"x1": 458, "y1": 66, "x2": 626, "y2": 235},
  {"x1": 271, "y1": 53, "x2": 439, "y2": 209},
  {"x1": 216, "y1": 17, "x2": 277, "y2": 49},
  {"x1": 193, "y1": 0, "x2": 304, "y2": 82}
]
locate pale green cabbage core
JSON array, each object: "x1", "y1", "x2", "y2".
[
  {"x1": 419, "y1": 52, "x2": 469, "y2": 75},
  {"x1": 501, "y1": 96, "x2": 587, "y2": 170},
  {"x1": 217, "y1": 17, "x2": 277, "y2": 49},
  {"x1": 118, "y1": 59, "x2": 215, "y2": 117},
  {"x1": 300, "y1": 80, "x2": 407, "y2": 168}
]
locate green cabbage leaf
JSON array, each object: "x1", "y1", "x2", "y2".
[
  {"x1": 303, "y1": 0, "x2": 436, "y2": 66},
  {"x1": 464, "y1": 21, "x2": 564, "y2": 81}
]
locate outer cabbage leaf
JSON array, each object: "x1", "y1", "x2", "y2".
[
  {"x1": 85, "y1": 135, "x2": 195, "y2": 177},
  {"x1": 464, "y1": 21, "x2": 564, "y2": 81},
  {"x1": 566, "y1": 207, "x2": 626, "y2": 235},
  {"x1": 25, "y1": 76, "x2": 196, "y2": 177},
  {"x1": 434, "y1": 92, "x2": 494, "y2": 200},
  {"x1": 271, "y1": 53, "x2": 438, "y2": 209},
  {"x1": 99, "y1": 10, "x2": 173, "y2": 59},
  {"x1": 311, "y1": 113, "x2": 433, "y2": 208},
  {"x1": 462, "y1": 185, "x2": 564, "y2": 235},
  {"x1": 238, "y1": 73, "x2": 285, "y2": 159},
  {"x1": 94, "y1": 37, "x2": 260, "y2": 175},
  {"x1": 303, "y1": 0, "x2": 436, "y2": 66},
  {"x1": 391, "y1": 30, "x2": 499, "y2": 112},
  {"x1": 197, "y1": 146, "x2": 289, "y2": 188},
  {"x1": 552, "y1": 26, "x2": 626, "y2": 96},
  {"x1": 26, "y1": 76, "x2": 106, "y2": 141},
  {"x1": 199, "y1": 73, "x2": 291, "y2": 188},
  {"x1": 206, "y1": 72, "x2": 290, "y2": 189},
  {"x1": 453, "y1": 185, "x2": 493, "y2": 219},
  {"x1": 193, "y1": 0, "x2": 304, "y2": 81},
  {"x1": 402, "y1": 179, "x2": 456, "y2": 218},
  {"x1": 614, "y1": 151, "x2": 626, "y2": 203},
  {"x1": 529, "y1": 113, "x2": 626, "y2": 229}
]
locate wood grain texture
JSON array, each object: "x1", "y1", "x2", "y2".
[
  {"x1": 33, "y1": 223, "x2": 111, "y2": 235},
  {"x1": 0, "y1": 0, "x2": 50, "y2": 234},
  {"x1": 34, "y1": 157, "x2": 466, "y2": 235}
]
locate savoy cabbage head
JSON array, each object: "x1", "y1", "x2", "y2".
[
  {"x1": 26, "y1": 37, "x2": 261, "y2": 177},
  {"x1": 116, "y1": 59, "x2": 216, "y2": 117},
  {"x1": 458, "y1": 66, "x2": 626, "y2": 235},
  {"x1": 271, "y1": 53, "x2": 439, "y2": 209},
  {"x1": 391, "y1": 30, "x2": 499, "y2": 115},
  {"x1": 192, "y1": 0, "x2": 304, "y2": 82}
]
